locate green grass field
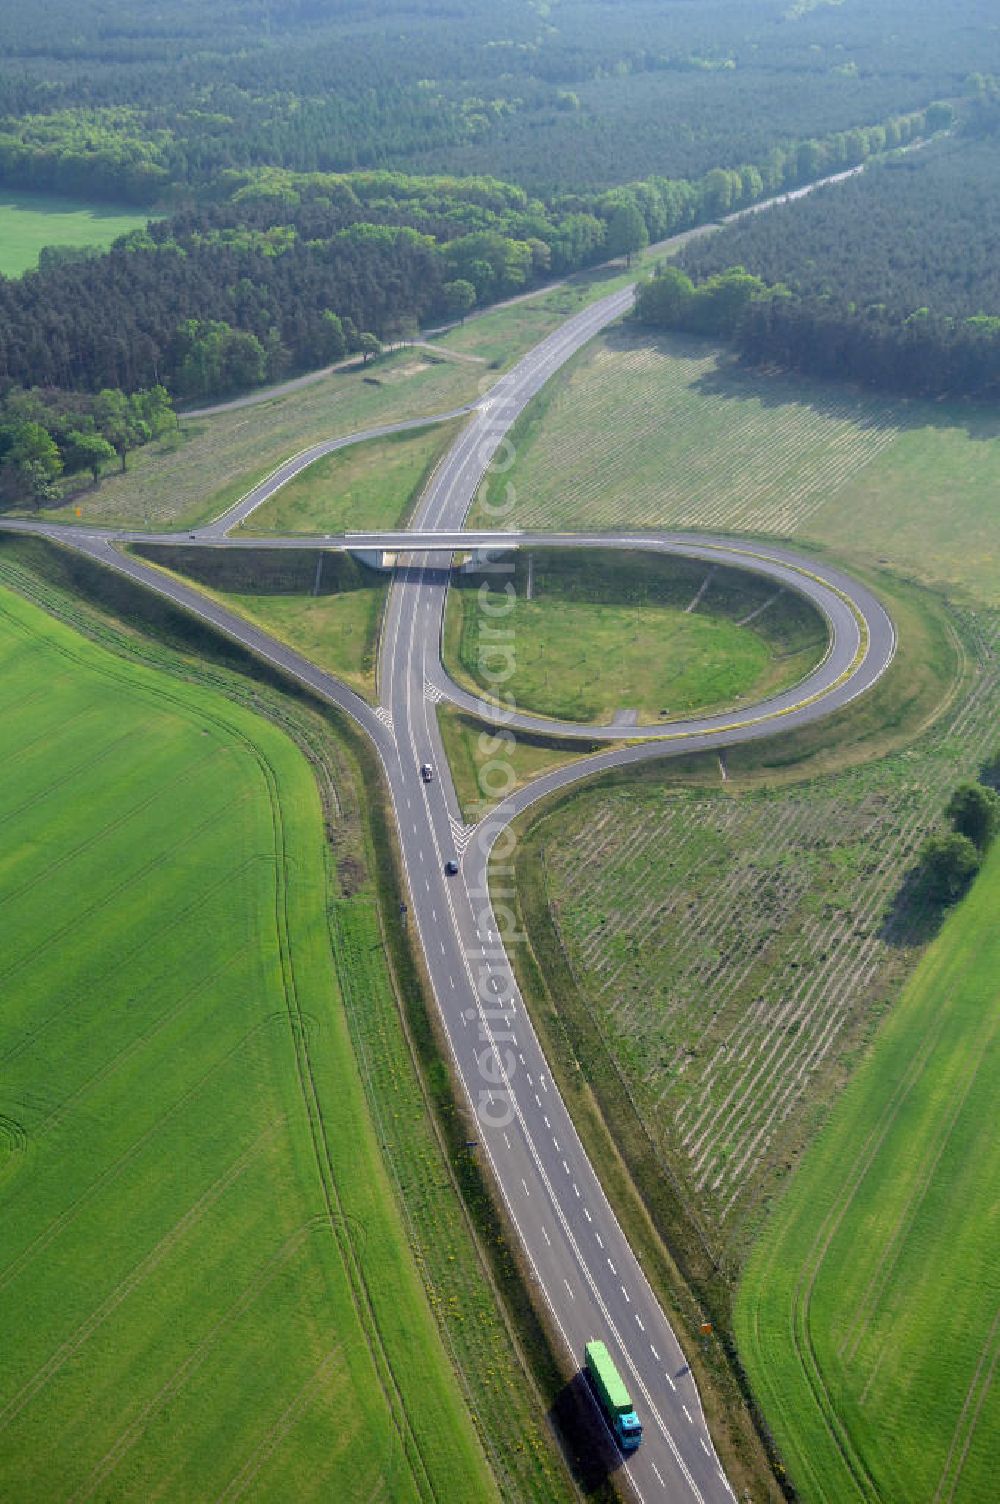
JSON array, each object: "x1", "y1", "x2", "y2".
[
  {"x1": 0, "y1": 190, "x2": 153, "y2": 276},
  {"x1": 736, "y1": 835, "x2": 1000, "y2": 1504},
  {"x1": 241, "y1": 418, "x2": 463, "y2": 535},
  {"x1": 445, "y1": 548, "x2": 827, "y2": 725},
  {"x1": 0, "y1": 584, "x2": 495, "y2": 1502},
  {"x1": 469, "y1": 325, "x2": 1000, "y2": 609},
  {"x1": 133, "y1": 545, "x2": 386, "y2": 698}
]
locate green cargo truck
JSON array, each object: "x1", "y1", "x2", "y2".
[{"x1": 585, "y1": 1339, "x2": 643, "y2": 1451}]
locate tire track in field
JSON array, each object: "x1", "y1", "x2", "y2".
[
  {"x1": 0, "y1": 796, "x2": 257, "y2": 1058},
  {"x1": 0, "y1": 1118, "x2": 287, "y2": 1436},
  {"x1": 213, "y1": 1344, "x2": 345, "y2": 1504},
  {"x1": 0, "y1": 853, "x2": 263, "y2": 1076},
  {"x1": 0, "y1": 742, "x2": 228, "y2": 913},
  {"x1": 0, "y1": 723, "x2": 142, "y2": 831},
  {"x1": 838, "y1": 1003, "x2": 999, "y2": 1367},
  {"x1": 933, "y1": 1307, "x2": 1000, "y2": 1504},
  {"x1": 67, "y1": 1221, "x2": 321, "y2": 1504},
  {"x1": 0, "y1": 951, "x2": 255, "y2": 1294},
  {"x1": 778, "y1": 1007, "x2": 958, "y2": 1504},
  {"x1": 251, "y1": 735, "x2": 439, "y2": 1504}
]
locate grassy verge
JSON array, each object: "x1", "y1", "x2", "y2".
[
  {"x1": 444, "y1": 548, "x2": 827, "y2": 726},
  {"x1": 131, "y1": 544, "x2": 386, "y2": 700},
  {"x1": 736, "y1": 836, "x2": 1000, "y2": 1504},
  {"x1": 0, "y1": 533, "x2": 591, "y2": 1504},
  {"x1": 436, "y1": 702, "x2": 604, "y2": 823},
  {"x1": 433, "y1": 262, "x2": 633, "y2": 370},
  {"x1": 239, "y1": 417, "x2": 464, "y2": 535},
  {"x1": 0, "y1": 567, "x2": 491, "y2": 1502},
  {"x1": 466, "y1": 319, "x2": 1000, "y2": 611},
  {"x1": 25, "y1": 350, "x2": 481, "y2": 532}
]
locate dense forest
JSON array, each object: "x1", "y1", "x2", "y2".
[
  {"x1": 0, "y1": 101, "x2": 944, "y2": 399},
  {"x1": 677, "y1": 128, "x2": 1000, "y2": 320},
  {"x1": 636, "y1": 261, "x2": 1000, "y2": 399},
  {"x1": 642, "y1": 87, "x2": 1000, "y2": 397},
  {"x1": 0, "y1": 1, "x2": 996, "y2": 407},
  {"x1": 0, "y1": 0, "x2": 996, "y2": 202}
]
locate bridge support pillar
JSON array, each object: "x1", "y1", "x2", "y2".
[{"x1": 348, "y1": 548, "x2": 396, "y2": 572}]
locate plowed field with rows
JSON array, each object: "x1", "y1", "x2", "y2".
[
  {"x1": 472, "y1": 323, "x2": 1000, "y2": 606},
  {"x1": 472, "y1": 327, "x2": 902, "y2": 537},
  {"x1": 528, "y1": 609, "x2": 999, "y2": 1252}
]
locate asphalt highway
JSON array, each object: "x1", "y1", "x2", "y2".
[{"x1": 0, "y1": 279, "x2": 896, "y2": 1504}]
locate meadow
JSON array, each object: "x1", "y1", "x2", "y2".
[
  {"x1": 241, "y1": 418, "x2": 463, "y2": 536},
  {"x1": 470, "y1": 325, "x2": 1000, "y2": 608},
  {"x1": 471, "y1": 326, "x2": 904, "y2": 539},
  {"x1": 0, "y1": 583, "x2": 495, "y2": 1503},
  {"x1": 135, "y1": 546, "x2": 387, "y2": 699},
  {"x1": 444, "y1": 548, "x2": 827, "y2": 725},
  {"x1": 0, "y1": 189, "x2": 152, "y2": 276},
  {"x1": 736, "y1": 833, "x2": 1000, "y2": 1504}
]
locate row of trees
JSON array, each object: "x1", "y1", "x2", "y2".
[
  {"x1": 0, "y1": 100, "x2": 948, "y2": 403},
  {"x1": 917, "y1": 779, "x2": 999, "y2": 905},
  {"x1": 0, "y1": 386, "x2": 174, "y2": 508},
  {"x1": 636, "y1": 261, "x2": 1000, "y2": 399}
]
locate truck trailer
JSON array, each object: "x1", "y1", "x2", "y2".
[{"x1": 585, "y1": 1340, "x2": 643, "y2": 1451}]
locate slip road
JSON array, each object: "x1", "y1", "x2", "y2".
[{"x1": 0, "y1": 282, "x2": 895, "y2": 1502}]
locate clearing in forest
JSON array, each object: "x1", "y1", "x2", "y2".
[
  {"x1": 471, "y1": 326, "x2": 902, "y2": 537},
  {"x1": 0, "y1": 190, "x2": 153, "y2": 276},
  {"x1": 0, "y1": 585, "x2": 493, "y2": 1503}
]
